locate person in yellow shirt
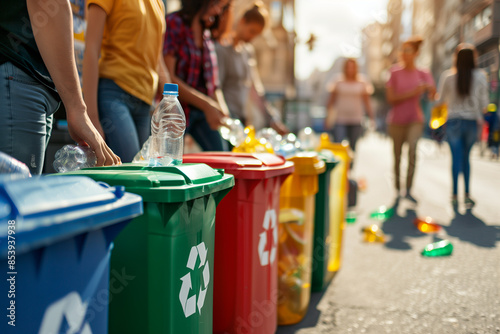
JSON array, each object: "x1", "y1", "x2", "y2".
[{"x1": 83, "y1": 0, "x2": 171, "y2": 162}]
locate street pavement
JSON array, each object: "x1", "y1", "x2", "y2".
[{"x1": 277, "y1": 132, "x2": 500, "y2": 334}]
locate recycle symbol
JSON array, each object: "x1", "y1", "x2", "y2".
[
  {"x1": 258, "y1": 209, "x2": 277, "y2": 266},
  {"x1": 179, "y1": 242, "x2": 210, "y2": 318}
]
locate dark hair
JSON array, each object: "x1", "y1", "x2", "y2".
[
  {"x1": 179, "y1": 0, "x2": 212, "y2": 25},
  {"x1": 455, "y1": 44, "x2": 476, "y2": 98},
  {"x1": 402, "y1": 35, "x2": 424, "y2": 53},
  {"x1": 242, "y1": 1, "x2": 267, "y2": 27}
]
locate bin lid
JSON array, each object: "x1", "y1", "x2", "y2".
[
  {"x1": 59, "y1": 163, "x2": 235, "y2": 203},
  {"x1": 183, "y1": 152, "x2": 294, "y2": 179},
  {"x1": 0, "y1": 176, "x2": 143, "y2": 257},
  {"x1": 317, "y1": 150, "x2": 340, "y2": 170},
  {"x1": 287, "y1": 152, "x2": 326, "y2": 175}
]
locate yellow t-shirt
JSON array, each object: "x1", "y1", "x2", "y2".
[{"x1": 88, "y1": 0, "x2": 165, "y2": 105}]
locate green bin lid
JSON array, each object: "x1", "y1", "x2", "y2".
[{"x1": 57, "y1": 163, "x2": 235, "y2": 203}]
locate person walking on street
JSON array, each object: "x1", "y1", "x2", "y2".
[
  {"x1": 164, "y1": 0, "x2": 231, "y2": 151},
  {"x1": 83, "y1": 0, "x2": 170, "y2": 162},
  {"x1": 325, "y1": 58, "x2": 374, "y2": 151},
  {"x1": 0, "y1": 0, "x2": 120, "y2": 175},
  {"x1": 435, "y1": 43, "x2": 488, "y2": 208},
  {"x1": 215, "y1": 2, "x2": 288, "y2": 135},
  {"x1": 385, "y1": 36, "x2": 436, "y2": 202}
]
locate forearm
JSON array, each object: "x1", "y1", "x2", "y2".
[
  {"x1": 82, "y1": 49, "x2": 100, "y2": 125},
  {"x1": 214, "y1": 89, "x2": 230, "y2": 117},
  {"x1": 27, "y1": 0, "x2": 85, "y2": 112},
  {"x1": 157, "y1": 52, "x2": 172, "y2": 96},
  {"x1": 363, "y1": 95, "x2": 374, "y2": 119}
]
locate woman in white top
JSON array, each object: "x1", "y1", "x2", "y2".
[
  {"x1": 436, "y1": 43, "x2": 488, "y2": 207},
  {"x1": 325, "y1": 58, "x2": 374, "y2": 151}
]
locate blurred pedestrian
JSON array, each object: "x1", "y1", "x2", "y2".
[
  {"x1": 164, "y1": 0, "x2": 231, "y2": 151},
  {"x1": 435, "y1": 43, "x2": 488, "y2": 207},
  {"x1": 0, "y1": 0, "x2": 120, "y2": 175},
  {"x1": 325, "y1": 58, "x2": 374, "y2": 151},
  {"x1": 215, "y1": 1, "x2": 288, "y2": 136},
  {"x1": 83, "y1": 0, "x2": 171, "y2": 162},
  {"x1": 385, "y1": 36, "x2": 436, "y2": 202}
]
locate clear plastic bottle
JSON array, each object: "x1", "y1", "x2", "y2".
[
  {"x1": 0, "y1": 151, "x2": 31, "y2": 177},
  {"x1": 218, "y1": 117, "x2": 245, "y2": 146},
  {"x1": 53, "y1": 144, "x2": 97, "y2": 173},
  {"x1": 150, "y1": 83, "x2": 186, "y2": 165}
]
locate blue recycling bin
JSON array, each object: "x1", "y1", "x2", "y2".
[{"x1": 0, "y1": 176, "x2": 143, "y2": 334}]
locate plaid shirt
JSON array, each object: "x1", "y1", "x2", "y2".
[{"x1": 164, "y1": 11, "x2": 219, "y2": 119}]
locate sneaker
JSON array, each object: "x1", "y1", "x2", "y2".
[
  {"x1": 405, "y1": 193, "x2": 418, "y2": 203},
  {"x1": 465, "y1": 197, "x2": 475, "y2": 208}
]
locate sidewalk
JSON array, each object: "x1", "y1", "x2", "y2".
[{"x1": 277, "y1": 132, "x2": 500, "y2": 334}]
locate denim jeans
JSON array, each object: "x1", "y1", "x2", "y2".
[
  {"x1": 187, "y1": 107, "x2": 227, "y2": 151},
  {"x1": 98, "y1": 78, "x2": 151, "y2": 162},
  {"x1": 331, "y1": 124, "x2": 364, "y2": 151},
  {"x1": 446, "y1": 118, "x2": 478, "y2": 195},
  {"x1": 0, "y1": 62, "x2": 59, "y2": 175}
]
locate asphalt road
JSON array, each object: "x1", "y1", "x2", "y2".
[{"x1": 277, "y1": 132, "x2": 500, "y2": 334}]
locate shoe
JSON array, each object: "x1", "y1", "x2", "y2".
[
  {"x1": 465, "y1": 197, "x2": 475, "y2": 208},
  {"x1": 405, "y1": 193, "x2": 418, "y2": 203}
]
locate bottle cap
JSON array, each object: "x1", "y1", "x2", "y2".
[{"x1": 163, "y1": 83, "x2": 179, "y2": 95}]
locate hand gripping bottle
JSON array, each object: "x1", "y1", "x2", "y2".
[
  {"x1": 150, "y1": 83, "x2": 186, "y2": 165},
  {"x1": 53, "y1": 144, "x2": 97, "y2": 172}
]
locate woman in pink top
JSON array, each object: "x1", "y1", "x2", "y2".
[
  {"x1": 325, "y1": 58, "x2": 374, "y2": 151},
  {"x1": 386, "y1": 36, "x2": 436, "y2": 202}
]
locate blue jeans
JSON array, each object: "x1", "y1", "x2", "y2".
[
  {"x1": 187, "y1": 107, "x2": 226, "y2": 151},
  {"x1": 0, "y1": 62, "x2": 59, "y2": 175},
  {"x1": 331, "y1": 124, "x2": 364, "y2": 151},
  {"x1": 98, "y1": 78, "x2": 151, "y2": 162},
  {"x1": 446, "y1": 119, "x2": 478, "y2": 195}
]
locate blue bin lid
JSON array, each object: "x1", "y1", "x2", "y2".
[{"x1": 0, "y1": 176, "x2": 143, "y2": 257}]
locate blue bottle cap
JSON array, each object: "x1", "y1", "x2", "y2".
[{"x1": 163, "y1": 83, "x2": 179, "y2": 95}]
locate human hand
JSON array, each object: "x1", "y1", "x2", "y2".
[
  {"x1": 204, "y1": 101, "x2": 226, "y2": 130},
  {"x1": 66, "y1": 108, "x2": 121, "y2": 166}
]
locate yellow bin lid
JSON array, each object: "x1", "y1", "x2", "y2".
[{"x1": 287, "y1": 152, "x2": 326, "y2": 175}]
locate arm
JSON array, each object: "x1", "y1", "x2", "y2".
[
  {"x1": 164, "y1": 54, "x2": 226, "y2": 129},
  {"x1": 82, "y1": 3, "x2": 106, "y2": 138},
  {"x1": 386, "y1": 84, "x2": 427, "y2": 105},
  {"x1": 156, "y1": 49, "x2": 172, "y2": 98},
  {"x1": 247, "y1": 48, "x2": 288, "y2": 134},
  {"x1": 27, "y1": 0, "x2": 119, "y2": 166}
]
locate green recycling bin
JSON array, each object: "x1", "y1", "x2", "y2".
[
  {"x1": 59, "y1": 163, "x2": 234, "y2": 334},
  {"x1": 311, "y1": 155, "x2": 339, "y2": 292}
]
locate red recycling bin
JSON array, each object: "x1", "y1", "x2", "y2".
[{"x1": 183, "y1": 152, "x2": 294, "y2": 334}]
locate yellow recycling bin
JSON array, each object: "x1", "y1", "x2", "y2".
[
  {"x1": 278, "y1": 152, "x2": 326, "y2": 325},
  {"x1": 316, "y1": 133, "x2": 351, "y2": 276}
]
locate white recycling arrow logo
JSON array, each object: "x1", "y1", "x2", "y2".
[
  {"x1": 179, "y1": 242, "x2": 210, "y2": 318},
  {"x1": 38, "y1": 292, "x2": 92, "y2": 334},
  {"x1": 258, "y1": 209, "x2": 277, "y2": 266}
]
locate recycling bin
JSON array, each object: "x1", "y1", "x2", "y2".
[
  {"x1": 0, "y1": 175, "x2": 143, "y2": 334},
  {"x1": 183, "y1": 152, "x2": 294, "y2": 334},
  {"x1": 59, "y1": 164, "x2": 234, "y2": 334},
  {"x1": 316, "y1": 134, "x2": 351, "y2": 281},
  {"x1": 277, "y1": 152, "x2": 325, "y2": 325},
  {"x1": 311, "y1": 154, "x2": 339, "y2": 292}
]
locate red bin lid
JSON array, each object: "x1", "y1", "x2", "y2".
[{"x1": 183, "y1": 152, "x2": 294, "y2": 179}]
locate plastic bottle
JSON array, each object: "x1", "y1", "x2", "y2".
[
  {"x1": 369, "y1": 205, "x2": 395, "y2": 220},
  {"x1": 150, "y1": 83, "x2": 186, "y2": 165},
  {"x1": 0, "y1": 151, "x2": 31, "y2": 177},
  {"x1": 218, "y1": 117, "x2": 245, "y2": 146},
  {"x1": 429, "y1": 104, "x2": 447, "y2": 129},
  {"x1": 413, "y1": 217, "x2": 441, "y2": 233},
  {"x1": 421, "y1": 239, "x2": 453, "y2": 257},
  {"x1": 361, "y1": 224, "x2": 385, "y2": 243},
  {"x1": 53, "y1": 145, "x2": 97, "y2": 173}
]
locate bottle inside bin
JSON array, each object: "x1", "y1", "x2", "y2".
[
  {"x1": 53, "y1": 144, "x2": 97, "y2": 173},
  {"x1": 150, "y1": 83, "x2": 186, "y2": 165}
]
